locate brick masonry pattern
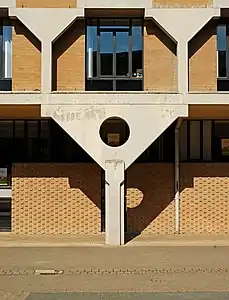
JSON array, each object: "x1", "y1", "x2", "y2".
[
  {"x1": 12, "y1": 163, "x2": 101, "y2": 235},
  {"x1": 16, "y1": 0, "x2": 76, "y2": 8},
  {"x1": 152, "y1": 0, "x2": 212, "y2": 7}
]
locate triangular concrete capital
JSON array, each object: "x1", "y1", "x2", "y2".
[
  {"x1": 146, "y1": 8, "x2": 220, "y2": 43},
  {"x1": 9, "y1": 8, "x2": 84, "y2": 42},
  {"x1": 42, "y1": 104, "x2": 188, "y2": 170}
]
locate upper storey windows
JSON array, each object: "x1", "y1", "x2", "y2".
[
  {"x1": 86, "y1": 18, "x2": 143, "y2": 91},
  {"x1": 0, "y1": 26, "x2": 12, "y2": 91},
  {"x1": 217, "y1": 24, "x2": 229, "y2": 91}
]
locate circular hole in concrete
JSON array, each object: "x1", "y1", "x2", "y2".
[{"x1": 99, "y1": 117, "x2": 130, "y2": 147}]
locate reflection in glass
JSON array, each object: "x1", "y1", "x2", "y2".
[
  {"x1": 87, "y1": 25, "x2": 97, "y2": 78},
  {"x1": 2, "y1": 26, "x2": 12, "y2": 79},
  {"x1": 116, "y1": 31, "x2": 129, "y2": 76},
  {"x1": 217, "y1": 25, "x2": 226, "y2": 51},
  {"x1": 132, "y1": 24, "x2": 143, "y2": 78},
  {"x1": 100, "y1": 31, "x2": 113, "y2": 75}
]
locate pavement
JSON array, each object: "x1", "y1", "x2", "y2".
[
  {"x1": 0, "y1": 246, "x2": 229, "y2": 298},
  {"x1": 1, "y1": 233, "x2": 229, "y2": 247},
  {"x1": 0, "y1": 235, "x2": 229, "y2": 299}
]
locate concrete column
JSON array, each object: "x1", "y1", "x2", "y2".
[
  {"x1": 41, "y1": 41, "x2": 52, "y2": 93},
  {"x1": 105, "y1": 160, "x2": 125, "y2": 246},
  {"x1": 175, "y1": 119, "x2": 182, "y2": 234},
  {"x1": 177, "y1": 42, "x2": 188, "y2": 94}
]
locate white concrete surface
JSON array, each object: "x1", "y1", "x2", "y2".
[
  {"x1": 105, "y1": 160, "x2": 125, "y2": 245},
  {"x1": 41, "y1": 104, "x2": 188, "y2": 169},
  {"x1": 0, "y1": 0, "x2": 15, "y2": 7}
]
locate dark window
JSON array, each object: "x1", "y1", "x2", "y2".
[
  {"x1": 217, "y1": 24, "x2": 229, "y2": 91},
  {"x1": 86, "y1": 18, "x2": 143, "y2": 91},
  {"x1": 0, "y1": 198, "x2": 11, "y2": 232},
  {"x1": 135, "y1": 122, "x2": 175, "y2": 163},
  {"x1": 0, "y1": 25, "x2": 12, "y2": 91}
]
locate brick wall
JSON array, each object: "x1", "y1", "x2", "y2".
[
  {"x1": 17, "y1": 0, "x2": 76, "y2": 8},
  {"x1": 189, "y1": 22, "x2": 217, "y2": 92},
  {"x1": 126, "y1": 163, "x2": 175, "y2": 235},
  {"x1": 180, "y1": 163, "x2": 229, "y2": 234},
  {"x1": 12, "y1": 21, "x2": 41, "y2": 91},
  {"x1": 152, "y1": 0, "x2": 212, "y2": 7},
  {"x1": 12, "y1": 163, "x2": 101, "y2": 235},
  {"x1": 52, "y1": 20, "x2": 85, "y2": 91},
  {"x1": 144, "y1": 21, "x2": 177, "y2": 92}
]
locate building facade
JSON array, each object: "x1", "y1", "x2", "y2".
[{"x1": 0, "y1": 0, "x2": 228, "y2": 245}]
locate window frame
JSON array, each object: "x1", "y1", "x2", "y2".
[{"x1": 85, "y1": 17, "x2": 144, "y2": 91}]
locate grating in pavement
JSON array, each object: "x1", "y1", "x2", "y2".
[{"x1": 0, "y1": 267, "x2": 229, "y2": 276}]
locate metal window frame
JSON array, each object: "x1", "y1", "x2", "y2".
[
  {"x1": 85, "y1": 17, "x2": 144, "y2": 91},
  {"x1": 217, "y1": 23, "x2": 229, "y2": 80}
]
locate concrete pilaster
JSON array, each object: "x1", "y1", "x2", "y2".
[
  {"x1": 105, "y1": 160, "x2": 125, "y2": 246},
  {"x1": 41, "y1": 41, "x2": 52, "y2": 93},
  {"x1": 177, "y1": 42, "x2": 188, "y2": 94}
]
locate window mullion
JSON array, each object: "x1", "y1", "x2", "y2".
[
  {"x1": 226, "y1": 31, "x2": 229, "y2": 78},
  {"x1": 97, "y1": 19, "x2": 100, "y2": 78},
  {"x1": 129, "y1": 19, "x2": 132, "y2": 78},
  {"x1": 113, "y1": 31, "x2": 116, "y2": 79}
]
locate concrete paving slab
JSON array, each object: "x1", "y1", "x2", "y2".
[{"x1": 25, "y1": 292, "x2": 229, "y2": 300}]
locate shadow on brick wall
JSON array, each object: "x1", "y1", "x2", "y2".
[{"x1": 125, "y1": 163, "x2": 175, "y2": 242}]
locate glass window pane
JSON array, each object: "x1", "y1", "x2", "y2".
[
  {"x1": 28, "y1": 121, "x2": 38, "y2": 138},
  {"x1": 87, "y1": 25, "x2": 97, "y2": 78},
  {"x1": 218, "y1": 51, "x2": 227, "y2": 78},
  {"x1": 3, "y1": 26, "x2": 12, "y2": 79},
  {"x1": 15, "y1": 121, "x2": 24, "y2": 138},
  {"x1": 0, "y1": 121, "x2": 12, "y2": 138},
  {"x1": 100, "y1": 31, "x2": 113, "y2": 75},
  {"x1": 116, "y1": 79, "x2": 143, "y2": 91},
  {"x1": 116, "y1": 31, "x2": 129, "y2": 76},
  {"x1": 190, "y1": 121, "x2": 200, "y2": 160},
  {"x1": 217, "y1": 25, "x2": 226, "y2": 51},
  {"x1": 86, "y1": 79, "x2": 113, "y2": 91},
  {"x1": 132, "y1": 23, "x2": 143, "y2": 78}
]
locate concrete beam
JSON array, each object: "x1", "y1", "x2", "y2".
[
  {"x1": 77, "y1": 0, "x2": 151, "y2": 8},
  {"x1": 105, "y1": 160, "x2": 125, "y2": 245},
  {"x1": 214, "y1": 0, "x2": 229, "y2": 8},
  {"x1": 0, "y1": 0, "x2": 15, "y2": 7}
]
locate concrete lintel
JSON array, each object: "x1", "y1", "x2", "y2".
[
  {"x1": 105, "y1": 160, "x2": 125, "y2": 245},
  {"x1": 0, "y1": 92, "x2": 45, "y2": 104},
  {"x1": 77, "y1": 0, "x2": 151, "y2": 8},
  {"x1": 49, "y1": 92, "x2": 184, "y2": 105},
  {"x1": 9, "y1": 8, "x2": 84, "y2": 42},
  {"x1": 0, "y1": 0, "x2": 15, "y2": 8},
  {"x1": 184, "y1": 93, "x2": 229, "y2": 104},
  {"x1": 145, "y1": 8, "x2": 220, "y2": 43},
  {"x1": 214, "y1": 0, "x2": 229, "y2": 8}
]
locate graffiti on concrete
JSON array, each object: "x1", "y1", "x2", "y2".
[{"x1": 52, "y1": 105, "x2": 106, "y2": 123}]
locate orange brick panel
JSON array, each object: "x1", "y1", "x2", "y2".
[
  {"x1": 189, "y1": 22, "x2": 217, "y2": 92},
  {"x1": 126, "y1": 163, "x2": 175, "y2": 235},
  {"x1": 180, "y1": 163, "x2": 229, "y2": 234},
  {"x1": 12, "y1": 21, "x2": 41, "y2": 91},
  {"x1": 12, "y1": 163, "x2": 101, "y2": 235},
  {"x1": 144, "y1": 21, "x2": 177, "y2": 92},
  {"x1": 53, "y1": 20, "x2": 85, "y2": 91},
  {"x1": 152, "y1": 0, "x2": 212, "y2": 7},
  {"x1": 17, "y1": 0, "x2": 76, "y2": 8}
]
